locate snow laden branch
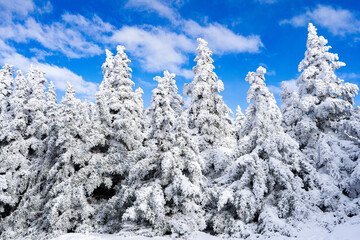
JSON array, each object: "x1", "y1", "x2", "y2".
[{"x1": 0, "y1": 24, "x2": 360, "y2": 240}]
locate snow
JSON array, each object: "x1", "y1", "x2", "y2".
[
  {"x1": 52, "y1": 216, "x2": 360, "y2": 240},
  {"x1": 1, "y1": 24, "x2": 360, "y2": 240}
]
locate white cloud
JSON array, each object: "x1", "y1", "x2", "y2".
[
  {"x1": 0, "y1": 40, "x2": 98, "y2": 99},
  {"x1": 62, "y1": 13, "x2": 114, "y2": 41},
  {"x1": 183, "y1": 20, "x2": 263, "y2": 54},
  {"x1": 110, "y1": 26, "x2": 195, "y2": 78},
  {"x1": 339, "y1": 72, "x2": 360, "y2": 80},
  {"x1": 254, "y1": 0, "x2": 278, "y2": 4},
  {"x1": 282, "y1": 79, "x2": 298, "y2": 91},
  {"x1": 39, "y1": 1, "x2": 53, "y2": 14},
  {"x1": 0, "y1": 17, "x2": 103, "y2": 58},
  {"x1": 29, "y1": 48, "x2": 53, "y2": 60},
  {"x1": 280, "y1": 5, "x2": 360, "y2": 36},
  {"x1": 137, "y1": 78, "x2": 157, "y2": 87},
  {"x1": 0, "y1": 0, "x2": 34, "y2": 20},
  {"x1": 125, "y1": 0, "x2": 180, "y2": 24},
  {"x1": 267, "y1": 85, "x2": 282, "y2": 94},
  {"x1": 268, "y1": 79, "x2": 298, "y2": 95},
  {"x1": 0, "y1": 0, "x2": 264, "y2": 98}
]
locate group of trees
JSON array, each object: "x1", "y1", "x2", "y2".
[{"x1": 0, "y1": 23, "x2": 359, "y2": 239}]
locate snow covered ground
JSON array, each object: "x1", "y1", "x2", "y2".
[{"x1": 52, "y1": 216, "x2": 360, "y2": 240}]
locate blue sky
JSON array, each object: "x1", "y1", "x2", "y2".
[{"x1": 0, "y1": 0, "x2": 360, "y2": 112}]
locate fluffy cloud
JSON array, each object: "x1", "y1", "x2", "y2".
[
  {"x1": 0, "y1": 40, "x2": 98, "y2": 99},
  {"x1": 0, "y1": 0, "x2": 34, "y2": 20},
  {"x1": 0, "y1": 0, "x2": 265, "y2": 99},
  {"x1": 61, "y1": 13, "x2": 114, "y2": 41},
  {"x1": 0, "y1": 17, "x2": 103, "y2": 58},
  {"x1": 183, "y1": 20, "x2": 263, "y2": 54},
  {"x1": 110, "y1": 26, "x2": 194, "y2": 78},
  {"x1": 280, "y1": 5, "x2": 360, "y2": 36},
  {"x1": 125, "y1": 0, "x2": 180, "y2": 24}
]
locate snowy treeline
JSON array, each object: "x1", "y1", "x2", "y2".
[{"x1": 0, "y1": 23, "x2": 359, "y2": 239}]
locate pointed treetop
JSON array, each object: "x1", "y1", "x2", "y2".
[
  {"x1": 308, "y1": 23, "x2": 316, "y2": 35},
  {"x1": 65, "y1": 82, "x2": 75, "y2": 98},
  {"x1": 153, "y1": 71, "x2": 177, "y2": 88},
  {"x1": 115, "y1": 45, "x2": 131, "y2": 65},
  {"x1": 135, "y1": 86, "x2": 144, "y2": 96},
  {"x1": 246, "y1": 66, "x2": 266, "y2": 87},
  {"x1": 236, "y1": 105, "x2": 244, "y2": 117},
  {"x1": 197, "y1": 38, "x2": 208, "y2": 46},
  {"x1": 46, "y1": 81, "x2": 57, "y2": 104},
  {"x1": 163, "y1": 70, "x2": 176, "y2": 80},
  {"x1": 1, "y1": 64, "x2": 13, "y2": 74},
  {"x1": 66, "y1": 81, "x2": 73, "y2": 89},
  {"x1": 15, "y1": 70, "x2": 23, "y2": 77},
  {"x1": 105, "y1": 49, "x2": 113, "y2": 58},
  {"x1": 14, "y1": 70, "x2": 29, "y2": 98},
  {"x1": 116, "y1": 45, "x2": 126, "y2": 54}
]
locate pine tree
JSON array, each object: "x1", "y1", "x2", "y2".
[
  {"x1": 214, "y1": 67, "x2": 318, "y2": 237},
  {"x1": 280, "y1": 23, "x2": 360, "y2": 211},
  {"x1": 234, "y1": 105, "x2": 245, "y2": 142},
  {"x1": 24, "y1": 66, "x2": 48, "y2": 156},
  {"x1": 22, "y1": 83, "x2": 105, "y2": 235},
  {"x1": 184, "y1": 38, "x2": 233, "y2": 151},
  {"x1": 94, "y1": 46, "x2": 146, "y2": 232},
  {"x1": 95, "y1": 45, "x2": 145, "y2": 174},
  {"x1": 122, "y1": 71, "x2": 206, "y2": 235},
  {"x1": 0, "y1": 65, "x2": 14, "y2": 146},
  {"x1": 0, "y1": 65, "x2": 14, "y2": 218},
  {"x1": 184, "y1": 38, "x2": 235, "y2": 177},
  {"x1": 0, "y1": 66, "x2": 50, "y2": 238},
  {"x1": 0, "y1": 64, "x2": 13, "y2": 116}
]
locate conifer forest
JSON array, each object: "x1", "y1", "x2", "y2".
[{"x1": 1, "y1": 23, "x2": 360, "y2": 239}]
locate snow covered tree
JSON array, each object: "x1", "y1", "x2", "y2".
[
  {"x1": 214, "y1": 67, "x2": 319, "y2": 237},
  {"x1": 338, "y1": 107, "x2": 360, "y2": 199},
  {"x1": 96, "y1": 45, "x2": 144, "y2": 152},
  {"x1": 0, "y1": 64, "x2": 14, "y2": 149},
  {"x1": 0, "y1": 65, "x2": 14, "y2": 218},
  {"x1": 21, "y1": 83, "x2": 106, "y2": 236},
  {"x1": 234, "y1": 105, "x2": 245, "y2": 142},
  {"x1": 0, "y1": 66, "x2": 49, "y2": 219},
  {"x1": 94, "y1": 46, "x2": 145, "y2": 184},
  {"x1": 24, "y1": 66, "x2": 48, "y2": 156},
  {"x1": 44, "y1": 82, "x2": 59, "y2": 162},
  {"x1": 184, "y1": 38, "x2": 235, "y2": 178},
  {"x1": 0, "y1": 64, "x2": 13, "y2": 116},
  {"x1": 121, "y1": 71, "x2": 206, "y2": 236},
  {"x1": 281, "y1": 23, "x2": 360, "y2": 211},
  {"x1": 184, "y1": 38, "x2": 233, "y2": 151},
  {"x1": 93, "y1": 46, "x2": 146, "y2": 232}
]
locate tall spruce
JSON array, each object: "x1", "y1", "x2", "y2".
[
  {"x1": 122, "y1": 71, "x2": 206, "y2": 235},
  {"x1": 184, "y1": 38, "x2": 235, "y2": 178},
  {"x1": 281, "y1": 23, "x2": 360, "y2": 211},
  {"x1": 214, "y1": 67, "x2": 318, "y2": 237},
  {"x1": 184, "y1": 38, "x2": 233, "y2": 151}
]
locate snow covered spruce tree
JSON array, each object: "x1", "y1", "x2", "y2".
[
  {"x1": 0, "y1": 79, "x2": 57, "y2": 239},
  {"x1": 94, "y1": 46, "x2": 146, "y2": 231},
  {"x1": 120, "y1": 71, "x2": 206, "y2": 236},
  {"x1": 0, "y1": 66, "x2": 48, "y2": 219},
  {"x1": 213, "y1": 67, "x2": 319, "y2": 237},
  {"x1": 184, "y1": 38, "x2": 234, "y2": 177},
  {"x1": 0, "y1": 64, "x2": 13, "y2": 117},
  {"x1": 0, "y1": 66, "x2": 56, "y2": 239},
  {"x1": 14, "y1": 83, "x2": 106, "y2": 236},
  {"x1": 234, "y1": 105, "x2": 245, "y2": 142},
  {"x1": 281, "y1": 23, "x2": 360, "y2": 212},
  {"x1": 0, "y1": 64, "x2": 14, "y2": 218}
]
